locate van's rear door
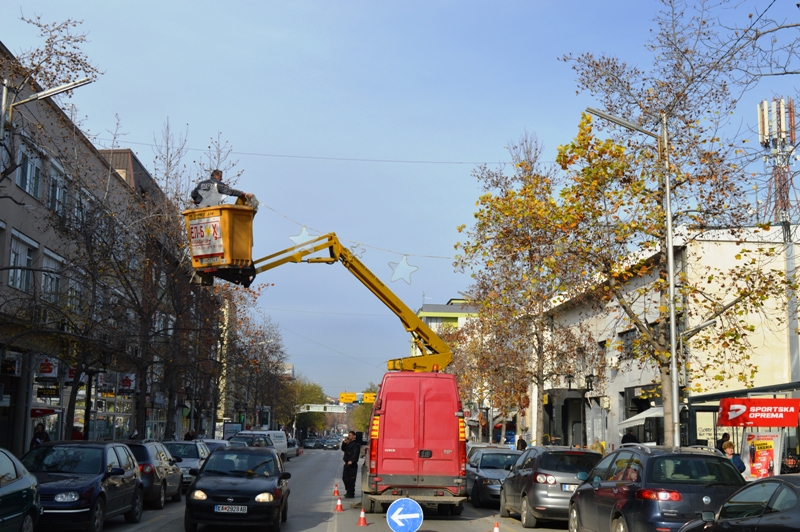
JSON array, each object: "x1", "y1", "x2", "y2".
[
  {"x1": 378, "y1": 376, "x2": 420, "y2": 481},
  {"x1": 418, "y1": 375, "x2": 460, "y2": 482}
]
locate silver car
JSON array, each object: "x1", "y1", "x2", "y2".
[
  {"x1": 163, "y1": 440, "x2": 211, "y2": 491},
  {"x1": 467, "y1": 448, "x2": 522, "y2": 507}
]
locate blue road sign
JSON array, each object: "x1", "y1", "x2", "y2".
[{"x1": 386, "y1": 498, "x2": 423, "y2": 532}]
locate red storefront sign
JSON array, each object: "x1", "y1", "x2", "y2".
[{"x1": 718, "y1": 398, "x2": 800, "y2": 427}]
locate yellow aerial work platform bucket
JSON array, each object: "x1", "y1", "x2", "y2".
[{"x1": 182, "y1": 204, "x2": 256, "y2": 286}]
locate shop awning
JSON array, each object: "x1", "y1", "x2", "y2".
[
  {"x1": 31, "y1": 407, "x2": 61, "y2": 417},
  {"x1": 619, "y1": 406, "x2": 686, "y2": 429}
]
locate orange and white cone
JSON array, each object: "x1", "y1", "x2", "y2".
[
  {"x1": 332, "y1": 483, "x2": 340, "y2": 496},
  {"x1": 356, "y1": 508, "x2": 368, "y2": 526},
  {"x1": 334, "y1": 497, "x2": 344, "y2": 512},
  {"x1": 491, "y1": 522, "x2": 500, "y2": 532}
]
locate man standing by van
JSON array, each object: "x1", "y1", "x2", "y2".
[{"x1": 341, "y1": 431, "x2": 360, "y2": 498}]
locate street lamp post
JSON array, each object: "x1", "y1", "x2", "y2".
[
  {"x1": 1, "y1": 77, "x2": 93, "y2": 141},
  {"x1": 585, "y1": 107, "x2": 680, "y2": 447}
]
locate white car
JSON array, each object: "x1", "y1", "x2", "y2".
[{"x1": 286, "y1": 438, "x2": 300, "y2": 459}]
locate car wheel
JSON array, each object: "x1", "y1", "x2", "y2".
[
  {"x1": 172, "y1": 478, "x2": 183, "y2": 502},
  {"x1": 471, "y1": 483, "x2": 482, "y2": 508},
  {"x1": 125, "y1": 489, "x2": 143, "y2": 524},
  {"x1": 521, "y1": 495, "x2": 538, "y2": 528},
  {"x1": 614, "y1": 517, "x2": 627, "y2": 532},
  {"x1": 451, "y1": 504, "x2": 464, "y2": 515},
  {"x1": 153, "y1": 482, "x2": 166, "y2": 509},
  {"x1": 437, "y1": 504, "x2": 450, "y2": 516},
  {"x1": 499, "y1": 489, "x2": 510, "y2": 518},
  {"x1": 361, "y1": 493, "x2": 374, "y2": 514},
  {"x1": 569, "y1": 505, "x2": 580, "y2": 532},
  {"x1": 20, "y1": 513, "x2": 34, "y2": 532},
  {"x1": 87, "y1": 497, "x2": 105, "y2": 532}
]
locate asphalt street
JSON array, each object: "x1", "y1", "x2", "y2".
[{"x1": 99, "y1": 448, "x2": 568, "y2": 532}]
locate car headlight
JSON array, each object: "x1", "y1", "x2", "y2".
[
  {"x1": 482, "y1": 478, "x2": 501, "y2": 485},
  {"x1": 255, "y1": 492, "x2": 274, "y2": 502},
  {"x1": 190, "y1": 490, "x2": 207, "y2": 500},
  {"x1": 54, "y1": 491, "x2": 80, "y2": 502}
]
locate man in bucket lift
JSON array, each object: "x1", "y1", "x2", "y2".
[{"x1": 191, "y1": 169, "x2": 254, "y2": 208}]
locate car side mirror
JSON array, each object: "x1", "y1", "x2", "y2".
[
  {"x1": 505, "y1": 464, "x2": 513, "y2": 471},
  {"x1": 700, "y1": 511, "x2": 715, "y2": 523},
  {"x1": 173, "y1": 456, "x2": 183, "y2": 463},
  {"x1": 108, "y1": 467, "x2": 125, "y2": 477},
  {"x1": 189, "y1": 468, "x2": 199, "y2": 476},
  {"x1": 577, "y1": 471, "x2": 589, "y2": 482},
  {"x1": 280, "y1": 471, "x2": 291, "y2": 480}
]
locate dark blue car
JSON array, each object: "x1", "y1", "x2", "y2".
[
  {"x1": 0, "y1": 447, "x2": 41, "y2": 532},
  {"x1": 22, "y1": 441, "x2": 143, "y2": 532}
]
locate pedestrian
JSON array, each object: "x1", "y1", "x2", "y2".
[
  {"x1": 516, "y1": 437, "x2": 527, "y2": 450},
  {"x1": 191, "y1": 169, "x2": 254, "y2": 208},
  {"x1": 722, "y1": 441, "x2": 746, "y2": 473},
  {"x1": 30, "y1": 423, "x2": 50, "y2": 450},
  {"x1": 589, "y1": 437, "x2": 605, "y2": 455},
  {"x1": 716, "y1": 432, "x2": 730, "y2": 452},
  {"x1": 621, "y1": 428, "x2": 639, "y2": 444},
  {"x1": 341, "y1": 430, "x2": 360, "y2": 498},
  {"x1": 185, "y1": 429, "x2": 196, "y2": 441}
]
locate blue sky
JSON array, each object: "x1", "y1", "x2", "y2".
[{"x1": 4, "y1": 1, "x2": 794, "y2": 397}]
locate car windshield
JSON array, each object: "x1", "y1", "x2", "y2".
[
  {"x1": 229, "y1": 436, "x2": 253, "y2": 444},
  {"x1": 22, "y1": 446, "x2": 103, "y2": 475},
  {"x1": 203, "y1": 441, "x2": 228, "y2": 451},
  {"x1": 164, "y1": 443, "x2": 199, "y2": 459},
  {"x1": 540, "y1": 452, "x2": 602, "y2": 474},
  {"x1": 647, "y1": 457, "x2": 745, "y2": 485},
  {"x1": 480, "y1": 453, "x2": 520, "y2": 469},
  {"x1": 203, "y1": 452, "x2": 277, "y2": 477}
]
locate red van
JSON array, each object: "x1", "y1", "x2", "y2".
[{"x1": 360, "y1": 371, "x2": 468, "y2": 515}]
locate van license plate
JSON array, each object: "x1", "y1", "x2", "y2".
[
  {"x1": 562, "y1": 484, "x2": 578, "y2": 492},
  {"x1": 215, "y1": 505, "x2": 247, "y2": 513}
]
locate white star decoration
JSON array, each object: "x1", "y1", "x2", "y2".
[
  {"x1": 452, "y1": 260, "x2": 465, "y2": 274},
  {"x1": 289, "y1": 227, "x2": 314, "y2": 246},
  {"x1": 388, "y1": 255, "x2": 418, "y2": 284},
  {"x1": 350, "y1": 243, "x2": 365, "y2": 258}
]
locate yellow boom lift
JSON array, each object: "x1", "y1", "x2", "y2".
[{"x1": 182, "y1": 203, "x2": 452, "y2": 372}]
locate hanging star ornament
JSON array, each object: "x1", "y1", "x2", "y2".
[
  {"x1": 388, "y1": 255, "x2": 418, "y2": 284},
  {"x1": 289, "y1": 227, "x2": 314, "y2": 246},
  {"x1": 452, "y1": 259, "x2": 466, "y2": 274},
  {"x1": 350, "y1": 243, "x2": 365, "y2": 258}
]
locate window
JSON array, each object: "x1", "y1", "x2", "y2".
[
  {"x1": 115, "y1": 446, "x2": 134, "y2": 470},
  {"x1": 48, "y1": 167, "x2": 69, "y2": 216},
  {"x1": 72, "y1": 187, "x2": 91, "y2": 227},
  {"x1": 67, "y1": 278, "x2": 84, "y2": 312},
  {"x1": 765, "y1": 485, "x2": 798, "y2": 514},
  {"x1": 42, "y1": 252, "x2": 63, "y2": 304},
  {"x1": 606, "y1": 451, "x2": 634, "y2": 481},
  {"x1": 17, "y1": 145, "x2": 42, "y2": 198},
  {"x1": 9, "y1": 232, "x2": 37, "y2": 293},
  {"x1": 106, "y1": 447, "x2": 121, "y2": 472},
  {"x1": 590, "y1": 453, "x2": 616, "y2": 482},
  {"x1": 0, "y1": 451, "x2": 18, "y2": 486},
  {"x1": 719, "y1": 481, "x2": 779, "y2": 520}
]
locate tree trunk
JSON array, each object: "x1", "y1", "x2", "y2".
[
  {"x1": 535, "y1": 380, "x2": 545, "y2": 445},
  {"x1": 64, "y1": 363, "x2": 86, "y2": 439},
  {"x1": 136, "y1": 364, "x2": 148, "y2": 437}
]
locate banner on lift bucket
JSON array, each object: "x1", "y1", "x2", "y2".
[
  {"x1": 717, "y1": 397, "x2": 800, "y2": 427},
  {"x1": 189, "y1": 215, "x2": 224, "y2": 260}
]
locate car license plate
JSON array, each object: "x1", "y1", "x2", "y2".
[
  {"x1": 562, "y1": 484, "x2": 578, "y2": 492},
  {"x1": 214, "y1": 505, "x2": 247, "y2": 513}
]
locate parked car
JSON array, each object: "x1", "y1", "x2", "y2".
[
  {"x1": 227, "y1": 433, "x2": 274, "y2": 448},
  {"x1": 467, "y1": 443, "x2": 511, "y2": 461},
  {"x1": 228, "y1": 440, "x2": 247, "y2": 448},
  {"x1": 184, "y1": 446, "x2": 291, "y2": 532},
  {"x1": 467, "y1": 448, "x2": 522, "y2": 507},
  {"x1": 21, "y1": 441, "x2": 144, "y2": 532},
  {"x1": 501, "y1": 446, "x2": 603, "y2": 528},
  {"x1": 243, "y1": 430, "x2": 289, "y2": 462},
  {"x1": 163, "y1": 440, "x2": 211, "y2": 492},
  {"x1": 568, "y1": 443, "x2": 746, "y2": 532},
  {"x1": 678, "y1": 475, "x2": 800, "y2": 532},
  {"x1": 286, "y1": 438, "x2": 300, "y2": 459},
  {"x1": 302, "y1": 438, "x2": 317, "y2": 449},
  {"x1": 0, "y1": 446, "x2": 41, "y2": 532},
  {"x1": 197, "y1": 439, "x2": 231, "y2": 453},
  {"x1": 122, "y1": 440, "x2": 182, "y2": 508}
]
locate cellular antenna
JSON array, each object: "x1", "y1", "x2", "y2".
[{"x1": 758, "y1": 97, "x2": 799, "y2": 222}]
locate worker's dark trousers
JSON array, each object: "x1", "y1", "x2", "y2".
[{"x1": 342, "y1": 463, "x2": 358, "y2": 497}]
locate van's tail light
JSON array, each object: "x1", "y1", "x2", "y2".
[
  {"x1": 139, "y1": 464, "x2": 154, "y2": 475},
  {"x1": 636, "y1": 489, "x2": 682, "y2": 502},
  {"x1": 457, "y1": 418, "x2": 467, "y2": 476},
  {"x1": 369, "y1": 416, "x2": 380, "y2": 475},
  {"x1": 535, "y1": 473, "x2": 557, "y2": 484}
]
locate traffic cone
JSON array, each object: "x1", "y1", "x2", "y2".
[
  {"x1": 356, "y1": 508, "x2": 368, "y2": 526},
  {"x1": 491, "y1": 522, "x2": 500, "y2": 532},
  {"x1": 334, "y1": 497, "x2": 344, "y2": 512},
  {"x1": 333, "y1": 483, "x2": 340, "y2": 496}
]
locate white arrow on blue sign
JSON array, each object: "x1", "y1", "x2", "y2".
[{"x1": 386, "y1": 498, "x2": 424, "y2": 532}]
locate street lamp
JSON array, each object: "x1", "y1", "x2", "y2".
[
  {"x1": 1, "y1": 77, "x2": 93, "y2": 141},
  {"x1": 585, "y1": 107, "x2": 680, "y2": 447},
  {"x1": 581, "y1": 374, "x2": 595, "y2": 448}
]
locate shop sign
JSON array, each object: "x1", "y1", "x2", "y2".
[
  {"x1": 36, "y1": 356, "x2": 58, "y2": 383},
  {"x1": 1, "y1": 351, "x2": 22, "y2": 377},
  {"x1": 37, "y1": 386, "x2": 60, "y2": 398},
  {"x1": 118, "y1": 374, "x2": 135, "y2": 395},
  {"x1": 717, "y1": 398, "x2": 800, "y2": 427},
  {"x1": 65, "y1": 367, "x2": 87, "y2": 387},
  {"x1": 742, "y1": 431, "x2": 783, "y2": 479}
]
